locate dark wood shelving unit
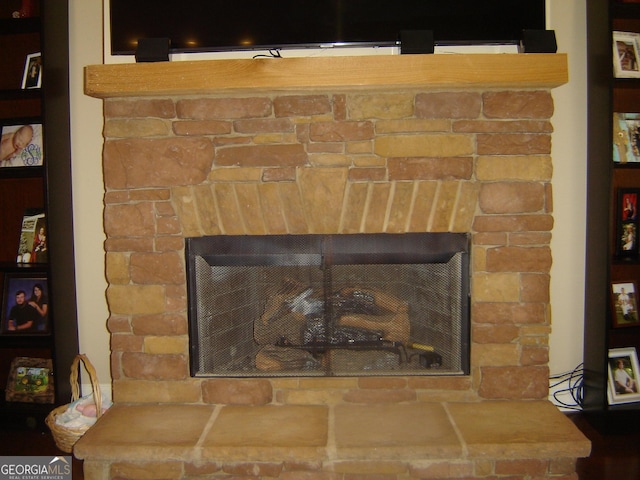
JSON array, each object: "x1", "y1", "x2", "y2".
[
  {"x1": 0, "y1": 0, "x2": 78, "y2": 430},
  {"x1": 584, "y1": 0, "x2": 640, "y2": 431}
]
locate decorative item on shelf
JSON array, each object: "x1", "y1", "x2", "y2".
[
  {"x1": 613, "y1": 31, "x2": 640, "y2": 78},
  {"x1": 615, "y1": 188, "x2": 640, "y2": 259},
  {"x1": 5, "y1": 357, "x2": 54, "y2": 403},
  {"x1": 1, "y1": 272, "x2": 49, "y2": 334},
  {"x1": 0, "y1": 120, "x2": 43, "y2": 168},
  {"x1": 613, "y1": 113, "x2": 640, "y2": 163},
  {"x1": 46, "y1": 354, "x2": 110, "y2": 453},
  {"x1": 16, "y1": 208, "x2": 47, "y2": 263},
  {"x1": 608, "y1": 347, "x2": 640, "y2": 405},
  {"x1": 13, "y1": 0, "x2": 37, "y2": 18},
  {"x1": 21, "y1": 52, "x2": 41, "y2": 89},
  {"x1": 0, "y1": 0, "x2": 21, "y2": 18},
  {"x1": 611, "y1": 281, "x2": 640, "y2": 328}
]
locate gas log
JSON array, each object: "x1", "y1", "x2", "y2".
[{"x1": 254, "y1": 280, "x2": 411, "y2": 371}]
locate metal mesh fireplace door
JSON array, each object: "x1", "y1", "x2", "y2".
[{"x1": 186, "y1": 233, "x2": 470, "y2": 377}]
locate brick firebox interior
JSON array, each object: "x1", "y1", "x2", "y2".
[{"x1": 74, "y1": 54, "x2": 591, "y2": 479}]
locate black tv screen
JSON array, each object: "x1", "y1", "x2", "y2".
[{"x1": 109, "y1": 0, "x2": 546, "y2": 55}]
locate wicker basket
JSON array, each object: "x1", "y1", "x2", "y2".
[{"x1": 45, "y1": 354, "x2": 103, "y2": 453}]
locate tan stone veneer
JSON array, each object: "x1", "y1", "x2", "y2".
[
  {"x1": 77, "y1": 54, "x2": 591, "y2": 480},
  {"x1": 100, "y1": 85, "x2": 554, "y2": 405}
]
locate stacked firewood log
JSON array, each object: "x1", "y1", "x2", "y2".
[{"x1": 255, "y1": 279, "x2": 409, "y2": 371}]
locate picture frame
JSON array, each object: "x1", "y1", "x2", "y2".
[
  {"x1": 615, "y1": 188, "x2": 640, "y2": 258},
  {"x1": 608, "y1": 347, "x2": 640, "y2": 405},
  {"x1": 5, "y1": 357, "x2": 54, "y2": 404},
  {"x1": 613, "y1": 112, "x2": 640, "y2": 163},
  {"x1": 0, "y1": 119, "x2": 44, "y2": 168},
  {"x1": 21, "y1": 52, "x2": 41, "y2": 89},
  {"x1": 17, "y1": 208, "x2": 47, "y2": 263},
  {"x1": 610, "y1": 281, "x2": 640, "y2": 327},
  {"x1": 613, "y1": 31, "x2": 640, "y2": 78},
  {"x1": 1, "y1": 273, "x2": 50, "y2": 335}
]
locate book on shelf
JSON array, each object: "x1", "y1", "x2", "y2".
[{"x1": 17, "y1": 208, "x2": 47, "y2": 263}]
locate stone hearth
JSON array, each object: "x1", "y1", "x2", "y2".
[
  {"x1": 75, "y1": 401, "x2": 588, "y2": 479},
  {"x1": 74, "y1": 54, "x2": 591, "y2": 479}
]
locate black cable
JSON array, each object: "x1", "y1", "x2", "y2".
[
  {"x1": 549, "y1": 363, "x2": 584, "y2": 410},
  {"x1": 253, "y1": 49, "x2": 282, "y2": 59}
]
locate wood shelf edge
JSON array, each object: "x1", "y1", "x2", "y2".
[{"x1": 84, "y1": 53, "x2": 569, "y2": 98}]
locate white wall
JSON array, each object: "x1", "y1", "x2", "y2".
[
  {"x1": 547, "y1": 0, "x2": 588, "y2": 377},
  {"x1": 68, "y1": 0, "x2": 589, "y2": 393},
  {"x1": 68, "y1": 0, "x2": 110, "y2": 392}
]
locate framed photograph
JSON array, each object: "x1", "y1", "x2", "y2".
[
  {"x1": 5, "y1": 357, "x2": 54, "y2": 404},
  {"x1": 0, "y1": 120, "x2": 44, "y2": 168},
  {"x1": 614, "y1": 31, "x2": 640, "y2": 78},
  {"x1": 17, "y1": 208, "x2": 47, "y2": 263},
  {"x1": 1, "y1": 273, "x2": 49, "y2": 335},
  {"x1": 21, "y1": 52, "x2": 41, "y2": 89},
  {"x1": 613, "y1": 113, "x2": 640, "y2": 163},
  {"x1": 615, "y1": 188, "x2": 640, "y2": 258},
  {"x1": 608, "y1": 347, "x2": 640, "y2": 405},
  {"x1": 611, "y1": 281, "x2": 640, "y2": 327}
]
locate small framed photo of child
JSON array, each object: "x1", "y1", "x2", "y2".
[
  {"x1": 21, "y1": 52, "x2": 41, "y2": 89},
  {"x1": 608, "y1": 347, "x2": 640, "y2": 405},
  {"x1": 613, "y1": 112, "x2": 640, "y2": 163},
  {"x1": 611, "y1": 281, "x2": 640, "y2": 328},
  {"x1": 17, "y1": 209, "x2": 47, "y2": 264},
  {"x1": 614, "y1": 31, "x2": 640, "y2": 78},
  {"x1": 0, "y1": 120, "x2": 44, "y2": 168},
  {"x1": 616, "y1": 188, "x2": 640, "y2": 259}
]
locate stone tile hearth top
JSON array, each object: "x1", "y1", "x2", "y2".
[{"x1": 73, "y1": 401, "x2": 590, "y2": 464}]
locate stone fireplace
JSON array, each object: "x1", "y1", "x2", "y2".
[{"x1": 74, "y1": 54, "x2": 590, "y2": 479}]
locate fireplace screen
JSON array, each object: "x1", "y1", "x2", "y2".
[{"x1": 186, "y1": 233, "x2": 470, "y2": 377}]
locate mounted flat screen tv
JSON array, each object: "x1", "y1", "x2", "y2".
[{"x1": 109, "y1": 0, "x2": 546, "y2": 55}]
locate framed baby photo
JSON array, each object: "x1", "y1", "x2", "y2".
[
  {"x1": 5, "y1": 357, "x2": 54, "y2": 404},
  {"x1": 607, "y1": 347, "x2": 640, "y2": 405},
  {"x1": 616, "y1": 188, "x2": 640, "y2": 259},
  {"x1": 614, "y1": 31, "x2": 640, "y2": 78},
  {"x1": 0, "y1": 119, "x2": 44, "y2": 168},
  {"x1": 610, "y1": 281, "x2": 640, "y2": 328},
  {"x1": 1, "y1": 273, "x2": 49, "y2": 335},
  {"x1": 21, "y1": 52, "x2": 41, "y2": 89}
]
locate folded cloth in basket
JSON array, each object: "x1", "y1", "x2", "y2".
[{"x1": 55, "y1": 391, "x2": 112, "y2": 429}]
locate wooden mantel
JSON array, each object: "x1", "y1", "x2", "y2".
[{"x1": 84, "y1": 53, "x2": 568, "y2": 98}]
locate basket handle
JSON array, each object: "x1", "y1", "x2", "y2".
[{"x1": 69, "y1": 354, "x2": 103, "y2": 419}]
